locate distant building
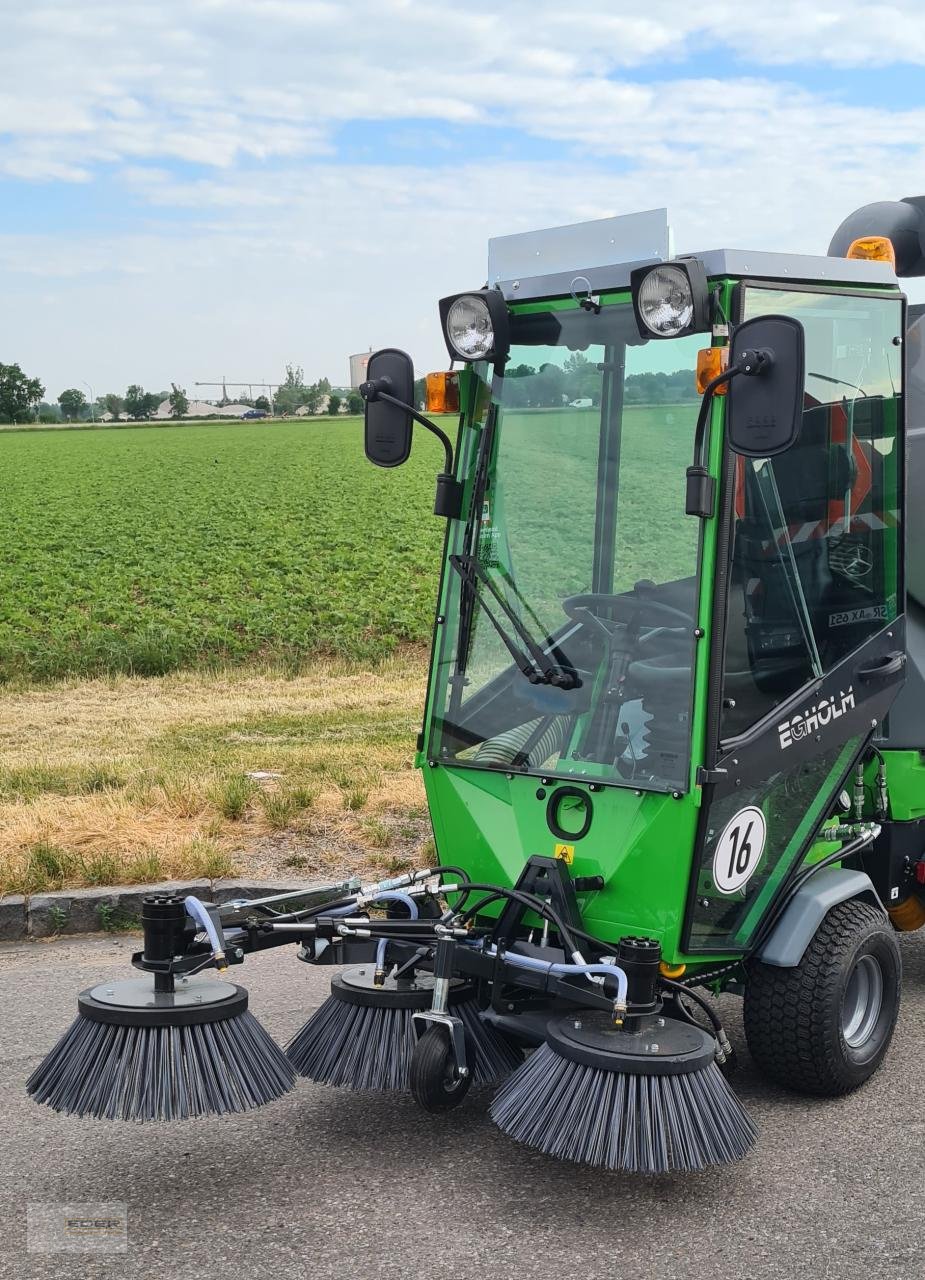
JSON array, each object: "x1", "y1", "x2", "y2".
[
  {"x1": 152, "y1": 399, "x2": 250, "y2": 419},
  {"x1": 349, "y1": 351, "x2": 372, "y2": 389}
]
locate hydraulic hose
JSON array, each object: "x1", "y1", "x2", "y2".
[
  {"x1": 747, "y1": 824, "x2": 881, "y2": 959},
  {"x1": 660, "y1": 976, "x2": 734, "y2": 1065},
  {"x1": 425, "y1": 864, "x2": 472, "y2": 885},
  {"x1": 367, "y1": 892, "x2": 420, "y2": 979},
  {"x1": 479, "y1": 944, "x2": 628, "y2": 1014},
  {"x1": 185, "y1": 896, "x2": 227, "y2": 971},
  {"x1": 659, "y1": 977, "x2": 723, "y2": 1037},
  {"x1": 445, "y1": 882, "x2": 584, "y2": 959}
]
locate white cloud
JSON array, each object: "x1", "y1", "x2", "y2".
[
  {"x1": 3, "y1": 0, "x2": 925, "y2": 395},
  {"x1": 4, "y1": 1, "x2": 925, "y2": 181}
]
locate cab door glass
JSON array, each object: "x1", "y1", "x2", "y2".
[{"x1": 721, "y1": 288, "x2": 903, "y2": 741}]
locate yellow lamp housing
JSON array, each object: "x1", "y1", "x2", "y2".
[{"x1": 425, "y1": 371, "x2": 460, "y2": 416}]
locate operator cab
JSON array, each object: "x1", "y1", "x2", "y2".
[{"x1": 388, "y1": 211, "x2": 903, "y2": 802}]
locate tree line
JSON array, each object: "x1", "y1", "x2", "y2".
[
  {"x1": 0, "y1": 361, "x2": 364, "y2": 425},
  {"x1": 0, "y1": 352, "x2": 696, "y2": 425},
  {"x1": 504, "y1": 351, "x2": 697, "y2": 408}
]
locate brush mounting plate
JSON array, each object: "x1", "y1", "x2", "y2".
[
  {"x1": 330, "y1": 965, "x2": 474, "y2": 1009},
  {"x1": 546, "y1": 1010, "x2": 716, "y2": 1076},
  {"x1": 79, "y1": 978, "x2": 247, "y2": 1027}
]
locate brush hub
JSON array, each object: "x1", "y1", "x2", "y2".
[
  {"x1": 546, "y1": 1009, "x2": 716, "y2": 1077},
  {"x1": 78, "y1": 978, "x2": 248, "y2": 1027},
  {"x1": 330, "y1": 965, "x2": 473, "y2": 1010}
]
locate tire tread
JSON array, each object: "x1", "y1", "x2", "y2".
[{"x1": 744, "y1": 898, "x2": 900, "y2": 1096}]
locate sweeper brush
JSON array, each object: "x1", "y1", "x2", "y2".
[
  {"x1": 27, "y1": 978, "x2": 295, "y2": 1121},
  {"x1": 28, "y1": 893, "x2": 296, "y2": 1121},
  {"x1": 29, "y1": 200, "x2": 925, "y2": 1178},
  {"x1": 490, "y1": 1011, "x2": 756, "y2": 1174},
  {"x1": 286, "y1": 964, "x2": 522, "y2": 1091}
]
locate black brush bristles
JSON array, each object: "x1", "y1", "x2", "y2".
[
  {"x1": 456, "y1": 1000, "x2": 524, "y2": 1083},
  {"x1": 27, "y1": 980, "x2": 296, "y2": 1122},
  {"x1": 286, "y1": 965, "x2": 523, "y2": 1091},
  {"x1": 490, "y1": 1015, "x2": 757, "y2": 1174},
  {"x1": 286, "y1": 995, "x2": 523, "y2": 1091},
  {"x1": 287, "y1": 998, "x2": 420, "y2": 1090}
]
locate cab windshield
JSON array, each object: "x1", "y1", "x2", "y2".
[{"x1": 429, "y1": 301, "x2": 706, "y2": 792}]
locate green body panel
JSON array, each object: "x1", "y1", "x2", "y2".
[
  {"x1": 424, "y1": 767, "x2": 706, "y2": 958},
  {"x1": 880, "y1": 749, "x2": 925, "y2": 819}
]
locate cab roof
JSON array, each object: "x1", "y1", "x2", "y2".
[{"x1": 488, "y1": 210, "x2": 898, "y2": 304}]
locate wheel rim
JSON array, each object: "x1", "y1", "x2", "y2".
[{"x1": 841, "y1": 954, "x2": 884, "y2": 1048}]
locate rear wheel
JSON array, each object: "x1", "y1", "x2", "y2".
[{"x1": 744, "y1": 898, "x2": 901, "y2": 1096}]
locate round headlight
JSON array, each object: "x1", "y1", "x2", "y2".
[
  {"x1": 636, "y1": 265, "x2": 695, "y2": 337},
  {"x1": 446, "y1": 295, "x2": 495, "y2": 360}
]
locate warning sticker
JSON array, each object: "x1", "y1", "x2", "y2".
[{"x1": 554, "y1": 843, "x2": 575, "y2": 864}]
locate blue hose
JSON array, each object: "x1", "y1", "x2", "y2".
[
  {"x1": 480, "y1": 946, "x2": 629, "y2": 1010},
  {"x1": 185, "y1": 895, "x2": 227, "y2": 969},
  {"x1": 369, "y1": 892, "x2": 419, "y2": 973}
]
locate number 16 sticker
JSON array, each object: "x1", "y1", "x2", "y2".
[{"x1": 712, "y1": 806, "x2": 767, "y2": 894}]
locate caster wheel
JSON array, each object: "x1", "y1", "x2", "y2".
[{"x1": 410, "y1": 1026, "x2": 472, "y2": 1113}]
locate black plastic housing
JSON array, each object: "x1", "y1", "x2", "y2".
[
  {"x1": 438, "y1": 289, "x2": 511, "y2": 370},
  {"x1": 726, "y1": 314, "x2": 806, "y2": 458},
  {"x1": 362, "y1": 348, "x2": 415, "y2": 467},
  {"x1": 630, "y1": 257, "x2": 710, "y2": 340},
  {"x1": 829, "y1": 197, "x2": 925, "y2": 277}
]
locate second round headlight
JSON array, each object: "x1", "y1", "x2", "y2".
[
  {"x1": 446, "y1": 295, "x2": 495, "y2": 360},
  {"x1": 635, "y1": 265, "x2": 695, "y2": 337}
]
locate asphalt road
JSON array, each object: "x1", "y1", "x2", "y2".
[{"x1": 2, "y1": 931, "x2": 924, "y2": 1280}]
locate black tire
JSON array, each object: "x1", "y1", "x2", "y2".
[
  {"x1": 410, "y1": 1026, "x2": 472, "y2": 1113},
  {"x1": 744, "y1": 897, "x2": 901, "y2": 1096}
]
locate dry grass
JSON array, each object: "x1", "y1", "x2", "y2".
[{"x1": 0, "y1": 656, "x2": 432, "y2": 896}]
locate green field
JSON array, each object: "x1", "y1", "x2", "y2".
[
  {"x1": 0, "y1": 417, "x2": 446, "y2": 682},
  {"x1": 0, "y1": 405, "x2": 696, "y2": 684}
]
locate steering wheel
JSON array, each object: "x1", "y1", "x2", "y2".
[{"x1": 563, "y1": 591, "x2": 694, "y2": 630}]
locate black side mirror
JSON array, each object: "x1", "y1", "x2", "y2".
[
  {"x1": 362, "y1": 348, "x2": 414, "y2": 467},
  {"x1": 726, "y1": 315, "x2": 805, "y2": 457}
]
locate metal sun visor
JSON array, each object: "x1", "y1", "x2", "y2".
[{"x1": 488, "y1": 209, "x2": 672, "y2": 303}]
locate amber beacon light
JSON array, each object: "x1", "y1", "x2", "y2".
[{"x1": 846, "y1": 236, "x2": 897, "y2": 268}]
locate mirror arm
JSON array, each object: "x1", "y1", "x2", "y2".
[
  {"x1": 685, "y1": 364, "x2": 743, "y2": 519},
  {"x1": 375, "y1": 391, "x2": 455, "y2": 475},
  {"x1": 362, "y1": 381, "x2": 463, "y2": 519}
]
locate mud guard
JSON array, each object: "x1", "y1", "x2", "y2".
[{"x1": 757, "y1": 866, "x2": 883, "y2": 968}]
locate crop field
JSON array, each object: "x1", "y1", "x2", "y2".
[{"x1": 0, "y1": 416, "x2": 448, "y2": 683}]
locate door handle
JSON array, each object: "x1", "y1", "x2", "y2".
[{"x1": 857, "y1": 651, "x2": 905, "y2": 681}]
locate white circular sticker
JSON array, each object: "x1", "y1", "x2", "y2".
[{"x1": 712, "y1": 806, "x2": 767, "y2": 895}]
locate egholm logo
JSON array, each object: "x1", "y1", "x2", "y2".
[{"x1": 778, "y1": 687, "x2": 855, "y2": 750}]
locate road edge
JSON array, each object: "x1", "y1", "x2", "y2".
[{"x1": 0, "y1": 878, "x2": 319, "y2": 940}]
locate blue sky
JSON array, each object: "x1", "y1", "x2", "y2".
[{"x1": 2, "y1": 1, "x2": 925, "y2": 399}]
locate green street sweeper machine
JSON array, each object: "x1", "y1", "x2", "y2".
[{"x1": 29, "y1": 197, "x2": 925, "y2": 1174}]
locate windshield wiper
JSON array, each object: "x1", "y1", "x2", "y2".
[
  {"x1": 449, "y1": 555, "x2": 576, "y2": 689},
  {"x1": 807, "y1": 370, "x2": 868, "y2": 398}
]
